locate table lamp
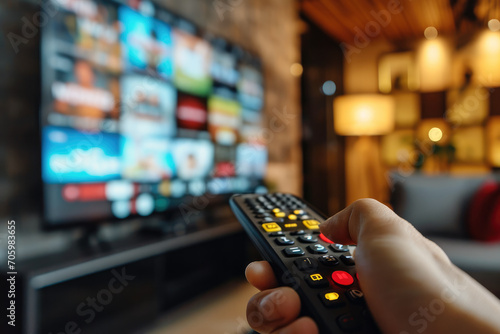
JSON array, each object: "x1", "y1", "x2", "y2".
[{"x1": 333, "y1": 94, "x2": 395, "y2": 204}]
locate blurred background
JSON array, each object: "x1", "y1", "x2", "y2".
[{"x1": 1, "y1": 0, "x2": 499, "y2": 333}]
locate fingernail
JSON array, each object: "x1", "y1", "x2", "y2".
[{"x1": 259, "y1": 291, "x2": 281, "y2": 322}]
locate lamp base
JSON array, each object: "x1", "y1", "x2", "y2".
[{"x1": 345, "y1": 136, "x2": 388, "y2": 204}]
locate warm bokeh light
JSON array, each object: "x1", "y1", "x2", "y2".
[
  {"x1": 290, "y1": 63, "x2": 303, "y2": 77},
  {"x1": 416, "y1": 38, "x2": 452, "y2": 92},
  {"x1": 334, "y1": 94, "x2": 395, "y2": 136},
  {"x1": 424, "y1": 26, "x2": 438, "y2": 39},
  {"x1": 416, "y1": 119, "x2": 450, "y2": 145},
  {"x1": 428, "y1": 127, "x2": 443, "y2": 142},
  {"x1": 473, "y1": 30, "x2": 500, "y2": 86},
  {"x1": 489, "y1": 19, "x2": 500, "y2": 32}
]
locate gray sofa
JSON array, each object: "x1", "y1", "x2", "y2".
[{"x1": 390, "y1": 172, "x2": 500, "y2": 297}]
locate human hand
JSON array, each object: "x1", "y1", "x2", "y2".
[{"x1": 245, "y1": 199, "x2": 500, "y2": 334}]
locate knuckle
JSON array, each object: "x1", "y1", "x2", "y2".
[{"x1": 352, "y1": 198, "x2": 379, "y2": 212}]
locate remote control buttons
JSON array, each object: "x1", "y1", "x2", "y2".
[
  {"x1": 262, "y1": 223, "x2": 281, "y2": 232},
  {"x1": 318, "y1": 255, "x2": 339, "y2": 266},
  {"x1": 307, "y1": 244, "x2": 328, "y2": 254},
  {"x1": 330, "y1": 243, "x2": 349, "y2": 252},
  {"x1": 272, "y1": 208, "x2": 281, "y2": 213},
  {"x1": 305, "y1": 273, "x2": 329, "y2": 288},
  {"x1": 275, "y1": 212, "x2": 286, "y2": 218},
  {"x1": 288, "y1": 214, "x2": 298, "y2": 220},
  {"x1": 290, "y1": 230, "x2": 306, "y2": 236},
  {"x1": 275, "y1": 237, "x2": 294, "y2": 246},
  {"x1": 331, "y1": 271, "x2": 354, "y2": 286},
  {"x1": 346, "y1": 289, "x2": 364, "y2": 303},
  {"x1": 298, "y1": 235, "x2": 318, "y2": 243},
  {"x1": 294, "y1": 257, "x2": 317, "y2": 272},
  {"x1": 283, "y1": 246, "x2": 305, "y2": 257},
  {"x1": 337, "y1": 313, "x2": 362, "y2": 332},
  {"x1": 284, "y1": 223, "x2": 298, "y2": 229},
  {"x1": 319, "y1": 292, "x2": 345, "y2": 308},
  {"x1": 303, "y1": 220, "x2": 320, "y2": 230},
  {"x1": 319, "y1": 233, "x2": 334, "y2": 244},
  {"x1": 293, "y1": 209, "x2": 305, "y2": 215},
  {"x1": 268, "y1": 231, "x2": 285, "y2": 237},
  {"x1": 340, "y1": 254, "x2": 355, "y2": 266}
]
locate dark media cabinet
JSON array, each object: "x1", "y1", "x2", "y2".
[{"x1": 2, "y1": 215, "x2": 255, "y2": 334}]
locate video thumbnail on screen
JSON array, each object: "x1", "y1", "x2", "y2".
[{"x1": 120, "y1": 6, "x2": 174, "y2": 78}]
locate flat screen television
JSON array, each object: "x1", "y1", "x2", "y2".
[{"x1": 40, "y1": 0, "x2": 267, "y2": 227}]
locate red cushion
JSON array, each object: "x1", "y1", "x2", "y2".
[
  {"x1": 489, "y1": 200, "x2": 500, "y2": 242},
  {"x1": 468, "y1": 181, "x2": 500, "y2": 242}
]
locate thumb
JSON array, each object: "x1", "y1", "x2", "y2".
[{"x1": 319, "y1": 198, "x2": 408, "y2": 245}]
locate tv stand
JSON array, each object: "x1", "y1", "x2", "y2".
[
  {"x1": 77, "y1": 225, "x2": 111, "y2": 253},
  {"x1": 5, "y1": 216, "x2": 254, "y2": 334}
]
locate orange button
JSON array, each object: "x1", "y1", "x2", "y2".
[{"x1": 331, "y1": 270, "x2": 354, "y2": 286}]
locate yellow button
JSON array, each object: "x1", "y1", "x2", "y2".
[
  {"x1": 284, "y1": 223, "x2": 298, "y2": 228},
  {"x1": 310, "y1": 273, "x2": 323, "y2": 281},
  {"x1": 293, "y1": 210, "x2": 304, "y2": 215},
  {"x1": 303, "y1": 220, "x2": 320, "y2": 230},
  {"x1": 324, "y1": 292, "x2": 339, "y2": 301},
  {"x1": 262, "y1": 223, "x2": 281, "y2": 232},
  {"x1": 288, "y1": 214, "x2": 297, "y2": 220},
  {"x1": 275, "y1": 212, "x2": 286, "y2": 218},
  {"x1": 272, "y1": 208, "x2": 281, "y2": 213}
]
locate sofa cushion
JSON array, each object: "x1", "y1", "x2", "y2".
[
  {"x1": 468, "y1": 181, "x2": 500, "y2": 242},
  {"x1": 430, "y1": 236, "x2": 500, "y2": 270},
  {"x1": 390, "y1": 173, "x2": 490, "y2": 237},
  {"x1": 429, "y1": 236, "x2": 500, "y2": 297}
]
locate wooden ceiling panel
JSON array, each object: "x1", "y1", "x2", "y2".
[
  {"x1": 301, "y1": 1, "x2": 354, "y2": 42},
  {"x1": 301, "y1": 0, "x2": 458, "y2": 43}
]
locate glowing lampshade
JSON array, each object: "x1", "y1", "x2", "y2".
[
  {"x1": 416, "y1": 37, "x2": 452, "y2": 92},
  {"x1": 334, "y1": 95, "x2": 395, "y2": 136},
  {"x1": 473, "y1": 30, "x2": 500, "y2": 86}
]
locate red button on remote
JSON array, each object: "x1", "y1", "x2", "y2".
[
  {"x1": 331, "y1": 270, "x2": 354, "y2": 286},
  {"x1": 319, "y1": 233, "x2": 333, "y2": 244}
]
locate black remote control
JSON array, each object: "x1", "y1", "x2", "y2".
[{"x1": 230, "y1": 193, "x2": 380, "y2": 334}]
